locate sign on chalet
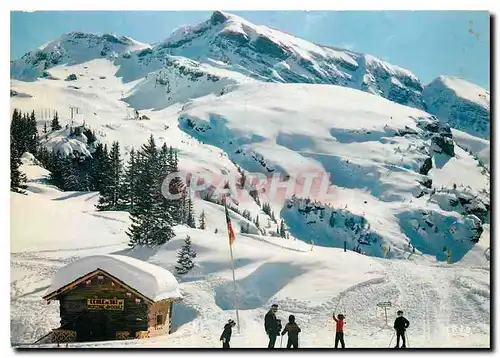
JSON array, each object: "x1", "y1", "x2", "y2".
[{"x1": 42, "y1": 254, "x2": 182, "y2": 343}]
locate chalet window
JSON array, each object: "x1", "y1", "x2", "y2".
[{"x1": 156, "y1": 314, "x2": 166, "y2": 326}]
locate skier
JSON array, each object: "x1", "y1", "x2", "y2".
[
  {"x1": 332, "y1": 312, "x2": 346, "y2": 348},
  {"x1": 281, "y1": 314, "x2": 301, "y2": 349},
  {"x1": 220, "y1": 319, "x2": 236, "y2": 349},
  {"x1": 264, "y1": 304, "x2": 281, "y2": 348},
  {"x1": 393, "y1": 310, "x2": 410, "y2": 348}
]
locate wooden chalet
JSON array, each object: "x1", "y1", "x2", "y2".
[{"x1": 42, "y1": 254, "x2": 182, "y2": 343}]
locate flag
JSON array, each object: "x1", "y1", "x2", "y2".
[{"x1": 223, "y1": 197, "x2": 235, "y2": 246}]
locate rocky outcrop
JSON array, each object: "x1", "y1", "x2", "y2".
[
  {"x1": 419, "y1": 157, "x2": 433, "y2": 175},
  {"x1": 65, "y1": 73, "x2": 77, "y2": 81},
  {"x1": 416, "y1": 116, "x2": 455, "y2": 157}
]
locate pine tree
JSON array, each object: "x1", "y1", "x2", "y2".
[
  {"x1": 11, "y1": 109, "x2": 38, "y2": 156},
  {"x1": 270, "y1": 210, "x2": 277, "y2": 223},
  {"x1": 63, "y1": 153, "x2": 93, "y2": 191},
  {"x1": 27, "y1": 111, "x2": 38, "y2": 153},
  {"x1": 329, "y1": 212, "x2": 335, "y2": 228},
  {"x1": 198, "y1": 210, "x2": 206, "y2": 230},
  {"x1": 127, "y1": 135, "x2": 175, "y2": 247},
  {"x1": 10, "y1": 142, "x2": 27, "y2": 194},
  {"x1": 279, "y1": 219, "x2": 286, "y2": 238},
  {"x1": 120, "y1": 148, "x2": 138, "y2": 212},
  {"x1": 48, "y1": 150, "x2": 65, "y2": 189},
  {"x1": 254, "y1": 215, "x2": 260, "y2": 228},
  {"x1": 167, "y1": 147, "x2": 185, "y2": 224},
  {"x1": 127, "y1": 136, "x2": 158, "y2": 246},
  {"x1": 262, "y1": 202, "x2": 271, "y2": 216},
  {"x1": 94, "y1": 144, "x2": 112, "y2": 200},
  {"x1": 36, "y1": 145, "x2": 51, "y2": 169},
  {"x1": 97, "y1": 141, "x2": 122, "y2": 211},
  {"x1": 62, "y1": 155, "x2": 81, "y2": 191},
  {"x1": 175, "y1": 235, "x2": 197, "y2": 275},
  {"x1": 83, "y1": 127, "x2": 97, "y2": 146},
  {"x1": 240, "y1": 222, "x2": 250, "y2": 234},
  {"x1": 239, "y1": 171, "x2": 246, "y2": 189},
  {"x1": 242, "y1": 209, "x2": 251, "y2": 221},
  {"x1": 88, "y1": 143, "x2": 106, "y2": 191},
  {"x1": 156, "y1": 143, "x2": 173, "y2": 217},
  {"x1": 72, "y1": 126, "x2": 82, "y2": 137},
  {"x1": 43, "y1": 122, "x2": 48, "y2": 134},
  {"x1": 249, "y1": 188, "x2": 260, "y2": 206},
  {"x1": 151, "y1": 142, "x2": 176, "y2": 246},
  {"x1": 179, "y1": 187, "x2": 188, "y2": 224},
  {"x1": 186, "y1": 192, "x2": 196, "y2": 228},
  {"x1": 11, "y1": 109, "x2": 22, "y2": 154},
  {"x1": 51, "y1": 111, "x2": 61, "y2": 131}
]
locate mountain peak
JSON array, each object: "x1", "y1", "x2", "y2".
[
  {"x1": 210, "y1": 10, "x2": 231, "y2": 25},
  {"x1": 423, "y1": 75, "x2": 490, "y2": 139}
]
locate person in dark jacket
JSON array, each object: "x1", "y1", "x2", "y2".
[
  {"x1": 393, "y1": 310, "x2": 410, "y2": 348},
  {"x1": 333, "y1": 312, "x2": 346, "y2": 348},
  {"x1": 220, "y1": 319, "x2": 236, "y2": 348},
  {"x1": 264, "y1": 304, "x2": 281, "y2": 348},
  {"x1": 281, "y1": 315, "x2": 301, "y2": 348}
]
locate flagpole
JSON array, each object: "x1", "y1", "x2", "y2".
[
  {"x1": 229, "y1": 239, "x2": 241, "y2": 333},
  {"x1": 223, "y1": 195, "x2": 240, "y2": 333}
]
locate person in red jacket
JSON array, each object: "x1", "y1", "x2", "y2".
[{"x1": 332, "y1": 312, "x2": 346, "y2": 348}]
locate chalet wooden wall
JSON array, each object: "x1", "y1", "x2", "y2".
[
  {"x1": 147, "y1": 300, "x2": 173, "y2": 337},
  {"x1": 58, "y1": 273, "x2": 149, "y2": 341}
]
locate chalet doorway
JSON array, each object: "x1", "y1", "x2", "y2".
[{"x1": 75, "y1": 311, "x2": 110, "y2": 342}]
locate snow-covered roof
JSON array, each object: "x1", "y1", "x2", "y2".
[{"x1": 45, "y1": 254, "x2": 182, "y2": 302}]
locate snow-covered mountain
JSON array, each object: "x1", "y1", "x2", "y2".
[
  {"x1": 11, "y1": 12, "x2": 491, "y2": 141},
  {"x1": 11, "y1": 11, "x2": 426, "y2": 110},
  {"x1": 10, "y1": 32, "x2": 150, "y2": 81},
  {"x1": 11, "y1": 11, "x2": 491, "y2": 141},
  {"x1": 152, "y1": 11, "x2": 425, "y2": 109},
  {"x1": 423, "y1": 76, "x2": 490, "y2": 140}
]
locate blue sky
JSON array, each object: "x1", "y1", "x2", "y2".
[{"x1": 11, "y1": 11, "x2": 490, "y2": 89}]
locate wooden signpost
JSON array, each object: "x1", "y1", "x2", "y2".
[{"x1": 377, "y1": 301, "x2": 392, "y2": 325}]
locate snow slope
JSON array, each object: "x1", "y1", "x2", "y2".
[
  {"x1": 423, "y1": 76, "x2": 490, "y2": 140},
  {"x1": 452, "y1": 128, "x2": 490, "y2": 170},
  {"x1": 10, "y1": 60, "x2": 490, "y2": 261},
  {"x1": 178, "y1": 82, "x2": 489, "y2": 262},
  {"x1": 11, "y1": 163, "x2": 490, "y2": 348}
]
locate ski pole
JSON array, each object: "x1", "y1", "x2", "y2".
[
  {"x1": 334, "y1": 296, "x2": 342, "y2": 312},
  {"x1": 388, "y1": 331, "x2": 395, "y2": 348}
]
